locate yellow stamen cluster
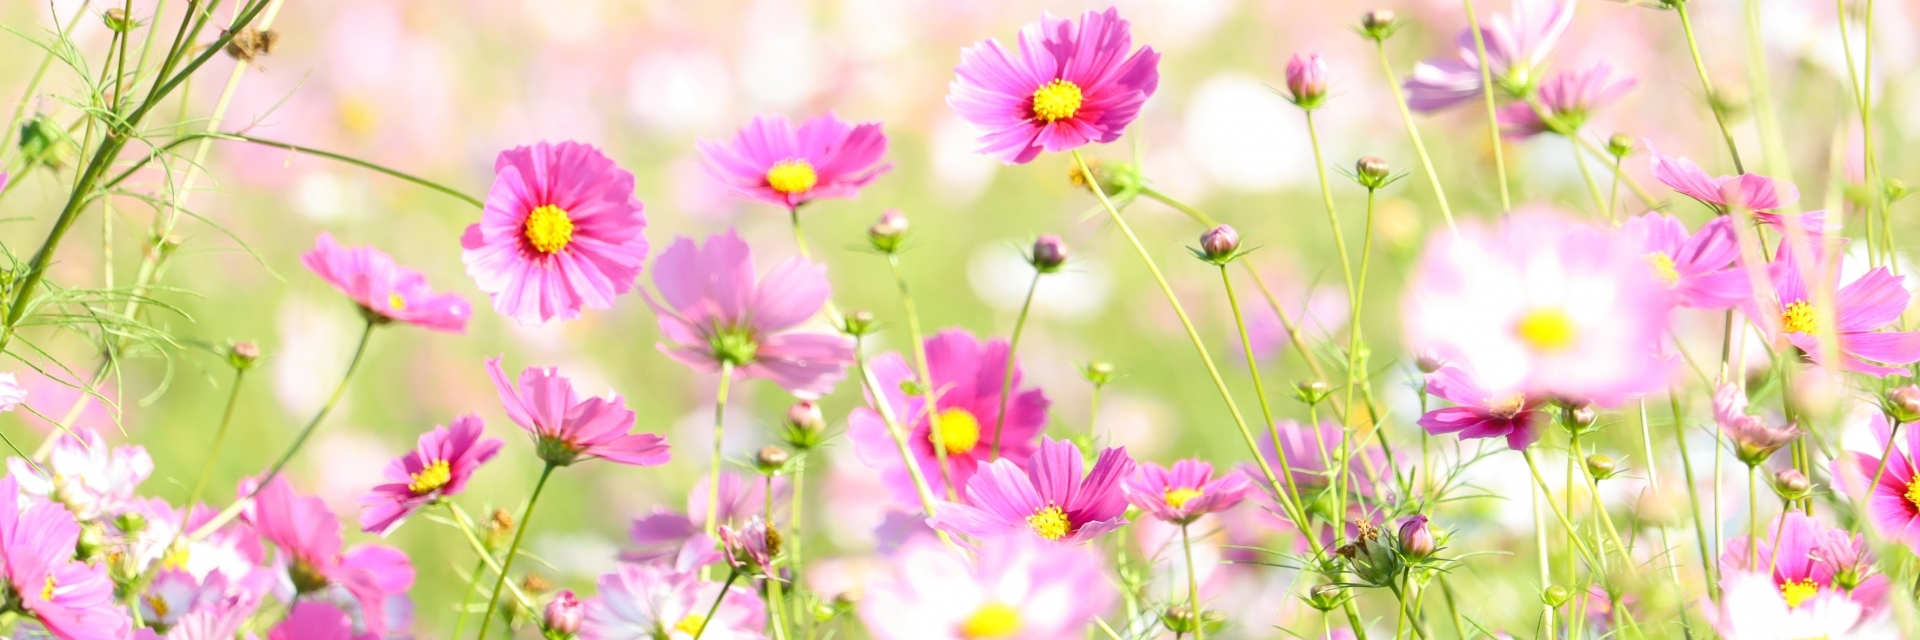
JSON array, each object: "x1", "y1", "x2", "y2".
[
  {"x1": 673, "y1": 614, "x2": 708, "y2": 635},
  {"x1": 1781, "y1": 300, "x2": 1816, "y2": 334},
  {"x1": 146, "y1": 594, "x2": 170, "y2": 619},
  {"x1": 1779, "y1": 579, "x2": 1820, "y2": 609},
  {"x1": 1646, "y1": 252, "x2": 1681, "y2": 286},
  {"x1": 766, "y1": 159, "x2": 819, "y2": 195},
  {"x1": 1164, "y1": 488, "x2": 1203, "y2": 510},
  {"x1": 1486, "y1": 393, "x2": 1528, "y2": 420},
  {"x1": 409, "y1": 459, "x2": 454, "y2": 495},
  {"x1": 388, "y1": 292, "x2": 407, "y2": 310},
  {"x1": 959, "y1": 602, "x2": 1023, "y2": 639},
  {"x1": 1905, "y1": 478, "x2": 1920, "y2": 511},
  {"x1": 1515, "y1": 308, "x2": 1578, "y2": 353},
  {"x1": 1030, "y1": 79, "x2": 1084, "y2": 123},
  {"x1": 1027, "y1": 505, "x2": 1071, "y2": 541},
  {"x1": 933, "y1": 408, "x2": 983, "y2": 456},
  {"x1": 524, "y1": 204, "x2": 575, "y2": 254},
  {"x1": 41, "y1": 575, "x2": 55, "y2": 601}
]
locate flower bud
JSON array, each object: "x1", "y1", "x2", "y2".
[
  {"x1": 1285, "y1": 53, "x2": 1329, "y2": 110},
  {"x1": 1296, "y1": 380, "x2": 1332, "y2": 405},
  {"x1": 1586, "y1": 454, "x2": 1617, "y2": 479},
  {"x1": 1355, "y1": 156, "x2": 1391, "y2": 189},
  {"x1": 1305, "y1": 583, "x2": 1347, "y2": 611},
  {"x1": 1542, "y1": 585, "x2": 1573, "y2": 607},
  {"x1": 1606, "y1": 134, "x2": 1634, "y2": 158},
  {"x1": 486, "y1": 508, "x2": 516, "y2": 553},
  {"x1": 103, "y1": 9, "x2": 134, "y2": 32},
  {"x1": 1030, "y1": 235, "x2": 1068, "y2": 273},
  {"x1": 543, "y1": 591, "x2": 584, "y2": 639},
  {"x1": 1082, "y1": 361, "x2": 1115, "y2": 387},
  {"x1": 1197, "y1": 225, "x2": 1241, "y2": 264},
  {"x1": 1415, "y1": 352, "x2": 1445, "y2": 374},
  {"x1": 868, "y1": 210, "x2": 908, "y2": 253},
  {"x1": 1569, "y1": 405, "x2": 1598, "y2": 431},
  {"x1": 1885, "y1": 385, "x2": 1920, "y2": 424},
  {"x1": 1161, "y1": 606, "x2": 1198, "y2": 634},
  {"x1": 1774, "y1": 468, "x2": 1812, "y2": 500},
  {"x1": 783, "y1": 401, "x2": 825, "y2": 450},
  {"x1": 1068, "y1": 159, "x2": 1141, "y2": 195},
  {"x1": 1397, "y1": 515, "x2": 1436, "y2": 559},
  {"x1": 1360, "y1": 9, "x2": 1398, "y2": 40},
  {"x1": 228, "y1": 341, "x2": 261, "y2": 371},
  {"x1": 842, "y1": 310, "x2": 876, "y2": 336},
  {"x1": 756, "y1": 446, "x2": 791, "y2": 474},
  {"x1": 77, "y1": 522, "x2": 108, "y2": 562}
]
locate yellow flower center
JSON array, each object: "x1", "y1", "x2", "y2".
[
  {"x1": 1905, "y1": 478, "x2": 1920, "y2": 511},
  {"x1": 932, "y1": 408, "x2": 982, "y2": 456},
  {"x1": 1164, "y1": 488, "x2": 1204, "y2": 510},
  {"x1": 1486, "y1": 393, "x2": 1528, "y2": 419},
  {"x1": 1781, "y1": 300, "x2": 1815, "y2": 334},
  {"x1": 1646, "y1": 252, "x2": 1681, "y2": 286},
  {"x1": 524, "y1": 204, "x2": 575, "y2": 254},
  {"x1": 1030, "y1": 79, "x2": 1084, "y2": 123},
  {"x1": 161, "y1": 545, "x2": 190, "y2": 570},
  {"x1": 40, "y1": 575, "x2": 55, "y2": 601},
  {"x1": 146, "y1": 594, "x2": 170, "y2": 619},
  {"x1": 1780, "y1": 579, "x2": 1820, "y2": 609},
  {"x1": 408, "y1": 459, "x2": 453, "y2": 495},
  {"x1": 388, "y1": 292, "x2": 407, "y2": 310},
  {"x1": 1027, "y1": 505, "x2": 1071, "y2": 541},
  {"x1": 765, "y1": 159, "x2": 819, "y2": 195},
  {"x1": 1515, "y1": 308, "x2": 1578, "y2": 352},
  {"x1": 673, "y1": 614, "x2": 708, "y2": 635},
  {"x1": 959, "y1": 602, "x2": 1023, "y2": 639}
]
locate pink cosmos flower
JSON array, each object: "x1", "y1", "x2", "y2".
[
  {"x1": 461, "y1": 141, "x2": 650, "y2": 326},
  {"x1": 1649, "y1": 146, "x2": 1800, "y2": 214},
  {"x1": 861, "y1": 534, "x2": 1113, "y2": 640},
  {"x1": 581, "y1": 564, "x2": 766, "y2": 640},
  {"x1": 136, "y1": 571, "x2": 261, "y2": 640},
  {"x1": 0, "y1": 477, "x2": 128, "y2": 640},
  {"x1": 267, "y1": 602, "x2": 376, "y2": 640},
  {"x1": 624, "y1": 472, "x2": 785, "y2": 565},
  {"x1": 1497, "y1": 63, "x2": 1636, "y2": 138},
  {"x1": 1419, "y1": 365, "x2": 1553, "y2": 451},
  {"x1": 848, "y1": 330, "x2": 1050, "y2": 506},
  {"x1": 947, "y1": 8, "x2": 1160, "y2": 164},
  {"x1": 697, "y1": 113, "x2": 890, "y2": 210},
  {"x1": 644, "y1": 229, "x2": 855, "y2": 398},
  {"x1": 1403, "y1": 210, "x2": 1672, "y2": 406},
  {"x1": 301, "y1": 233, "x2": 471, "y2": 332},
  {"x1": 1748, "y1": 249, "x2": 1920, "y2": 377},
  {"x1": 0, "y1": 372, "x2": 25, "y2": 413},
  {"x1": 487, "y1": 357, "x2": 671, "y2": 468},
  {"x1": 242, "y1": 477, "x2": 413, "y2": 635},
  {"x1": 928, "y1": 437, "x2": 1134, "y2": 543},
  {"x1": 1712, "y1": 383, "x2": 1799, "y2": 465},
  {"x1": 1618, "y1": 213, "x2": 1749, "y2": 309},
  {"x1": 358, "y1": 414, "x2": 504, "y2": 535},
  {"x1": 717, "y1": 516, "x2": 778, "y2": 573},
  {"x1": 7, "y1": 426, "x2": 152, "y2": 521},
  {"x1": 1720, "y1": 513, "x2": 1890, "y2": 618},
  {"x1": 1834, "y1": 414, "x2": 1920, "y2": 555},
  {"x1": 1122, "y1": 459, "x2": 1250, "y2": 524},
  {"x1": 1702, "y1": 571, "x2": 1887, "y2": 640},
  {"x1": 1404, "y1": 0, "x2": 1575, "y2": 112}
]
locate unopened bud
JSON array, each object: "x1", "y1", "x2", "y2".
[
  {"x1": 1586, "y1": 454, "x2": 1617, "y2": 479},
  {"x1": 1197, "y1": 225, "x2": 1241, "y2": 264},
  {"x1": 868, "y1": 210, "x2": 908, "y2": 253},
  {"x1": 228, "y1": 341, "x2": 261, "y2": 370},
  {"x1": 1285, "y1": 53, "x2": 1329, "y2": 110},
  {"x1": 103, "y1": 9, "x2": 133, "y2": 32},
  {"x1": 486, "y1": 509, "x2": 516, "y2": 553},
  {"x1": 1607, "y1": 134, "x2": 1634, "y2": 158},
  {"x1": 1161, "y1": 606, "x2": 1198, "y2": 634},
  {"x1": 1355, "y1": 156, "x2": 1391, "y2": 189},
  {"x1": 1397, "y1": 515, "x2": 1436, "y2": 559},
  {"x1": 842, "y1": 310, "x2": 876, "y2": 336},
  {"x1": 1083, "y1": 361, "x2": 1115, "y2": 387},
  {"x1": 1415, "y1": 352, "x2": 1445, "y2": 374},
  {"x1": 1774, "y1": 469, "x2": 1812, "y2": 499},
  {"x1": 1030, "y1": 235, "x2": 1068, "y2": 273},
  {"x1": 1306, "y1": 583, "x2": 1347, "y2": 611},
  {"x1": 1886, "y1": 385, "x2": 1920, "y2": 424},
  {"x1": 1543, "y1": 585, "x2": 1573, "y2": 607},
  {"x1": 756, "y1": 446, "x2": 791, "y2": 474},
  {"x1": 1570, "y1": 405, "x2": 1598, "y2": 430},
  {"x1": 543, "y1": 591, "x2": 584, "y2": 639},
  {"x1": 788, "y1": 401, "x2": 824, "y2": 434},
  {"x1": 1360, "y1": 10, "x2": 1398, "y2": 40},
  {"x1": 1297, "y1": 380, "x2": 1332, "y2": 404},
  {"x1": 77, "y1": 522, "x2": 108, "y2": 561}
]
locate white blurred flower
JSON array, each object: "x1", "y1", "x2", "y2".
[
  {"x1": 966, "y1": 243, "x2": 1111, "y2": 320},
  {"x1": 1184, "y1": 73, "x2": 1311, "y2": 191}
]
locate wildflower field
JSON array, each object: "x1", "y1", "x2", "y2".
[{"x1": 0, "y1": 0, "x2": 1914, "y2": 638}]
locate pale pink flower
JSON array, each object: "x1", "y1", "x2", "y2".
[
  {"x1": 861, "y1": 534, "x2": 1113, "y2": 640},
  {"x1": 581, "y1": 564, "x2": 765, "y2": 640},
  {"x1": 8, "y1": 426, "x2": 152, "y2": 521},
  {"x1": 1618, "y1": 213, "x2": 1749, "y2": 309},
  {"x1": 1497, "y1": 63, "x2": 1636, "y2": 137},
  {"x1": 1404, "y1": 0, "x2": 1575, "y2": 112},
  {"x1": 487, "y1": 357, "x2": 671, "y2": 468},
  {"x1": 1833, "y1": 414, "x2": 1920, "y2": 556},
  {"x1": 1748, "y1": 248, "x2": 1920, "y2": 376},
  {"x1": 302, "y1": 232, "x2": 471, "y2": 332},
  {"x1": 267, "y1": 602, "x2": 377, "y2": 640},
  {"x1": 698, "y1": 113, "x2": 890, "y2": 210},
  {"x1": 1122, "y1": 459, "x2": 1250, "y2": 524},
  {"x1": 0, "y1": 478, "x2": 129, "y2": 640},
  {"x1": 947, "y1": 8, "x2": 1160, "y2": 164}
]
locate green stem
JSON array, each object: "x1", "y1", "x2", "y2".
[
  {"x1": 694, "y1": 570, "x2": 742, "y2": 640},
  {"x1": 990, "y1": 271, "x2": 1042, "y2": 459},
  {"x1": 444, "y1": 503, "x2": 535, "y2": 611},
  {"x1": 1340, "y1": 185, "x2": 1378, "y2": 440},
  {"x1": 477, "y1": 463, "x2": 557, "y2": 640},
  {"x1": 1460, "y1": 0, "x2": 1513, "y2": 211},
  {"x1": 1571, "y1": 436, "x2": 1632, "y2": 569},
  {"x1": 1372, "y1": 39, "x2": 1456, "y2": 233},
  {"x1": 101, "y1": 133, "x2": 481, "y2": 207},
  {"x1": 1521, "y1": 448, "x2": 1603, "y2": 568},
  {"x1": 1747, "y1": 464, "x2": 1761, "y2": 568},
  {"x1": 185, "y1": 367, "x2": 247, "y2": 507},
  {"x1": 708, "y1": 361, "x2": 735, "y2": 552},
  {"x1": 452, "y1": 558, "x2": 485, "y2": 640},
  {"x1": 885, "y1": 253, "x2": 959, "y2": 500},
  {"x1": 852, "y1": 335, "x2": 964, "y2": 554},
  {"x1": 1181, "y1": 524, "x2": 1204, "y2": 640},
  {"x1": 1220, "y1": 266, "x2": 1310, "y2": 526},
  {"x1": 1568, "y1": 135, "x2": 1610, "y2": 219},
  {"x1": 765, "y1": 564, "x2": 793, "y2": 640},
  {"x1": 1674, "y1": 2, "x2": 1747, "y2": 173},
  {"x1": 789, "y1": 207, "x2": 813, "y2": 261},
  {"x1": 1302, "y1": 112, "x2": 1358, "y2": 305}
]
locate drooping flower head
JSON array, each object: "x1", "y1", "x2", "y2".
[
  {"x1": 1497, "y1": 63, "x2": 1635, "y2": 138},
  {"x1": 358, "y1": 414, "x2": 504, "y2": 535},
  {"x1": 848, "y1": 330, "x2": 1051, "y2": 506},
  {"x1": 1404, "y1": 209, "x2": 1672, "y2": 406},
  {"x1": 580, "y1": 564, "x2": 766, "y2": 640},
  {"x1": 1618, "y1": 213, "x2": 1749, "y2": 309},
  {"x1": 8, "y1": 426, "x2": 152, "y2": 521},
  {"x1": 1418, "y1": 365, "x2": 1553, "y2": 451},
  {"x1": 928, "y1": 437, "x2": 1134, "y2": 544},
  {"x1": 698, "y1": 113, "x2": 890, "y2": 210},
  {"x1": 1719, "y1": 513, "x2": 1890, "y2": 618},
  {"x1": 645, "y1": 229, "x2": 855, "y2": 398},
  {"x1": 1712, "y1": 383, "x2": 1799, "y2": 466},
  {"x1": 861, "y1": 534, "x2": 1113, "y2": 640},
  {"x1": 1834, "y1": 414, "x2": 1920, "y2": 556},
  {"x1": 1649, "y1": 146, "x2": 1801, "y2": 215},
  {"x1": 0, "y1": 478, "x2": 129, "y2": 640},
  {"x1": 947, "y1": 8, "x2": 1160, "y2": 164},
  {"x1": 487, "y1": 358, "x2": 670, "y2": 468},
  {"x1": 1404, "y1": 0, "x2": 1575, "y2": 112},
  {"x1": 242, "y1": 477, "x2": 414, "y2": 635},
  {"x1": 302, "y1": 233, "x2": 471, "y2": 332},
  {"x1": 462, "y1": 141, "x2": 650, "y2": 326},
  {"x1": 1123, "y1": 459, "x2": 1250, "y2": 525},
  {"x1": 1748, "y1": 248, "x2": 1920, "y2": 377}
]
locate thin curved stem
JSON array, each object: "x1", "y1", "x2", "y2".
[
  {"x1": 708, "y1": 361, "x2": 736, "y2": 553},
  {"x1": 1521, "y1": 448, "x2": 1603, "y2": 568},
  {"x1": 886, "y1": 253, "x2": 959, "y2": 500},
  {"x1": 1302, "y1": 112, "x2": 1357, "y2": 305},
  {"x1": 1747, "y1": 465, "x2": 1761, "y2": 568},
  {"x1": 1460, "y1": 0, "x2": 1513, "y2": 211},
  {"x1": 789, "y1": 207, "x2": 813, "y2": 261},
  {"x1": 443, "y1": 503, "x2": 535, "y2": 611},
  {"x1": 990, "y1": 271, "x2": 1042, "y2": 459},
  {"x1": 477, "y1": 463, "x2": 557, "y2": 640},
  {"x1": 1674, "y1": 3, "x2": 1746, "y2": 173},
  {"x1": 185, "y1": 368, "x2": 247, "y2": 507},
  {"x1": 1181, "y1": 524, "x2": 1205, "y2": 640},
  {"x1": 1372, "y1": 39, "x2": 1456, "y2": 234},
  {"x1": 693, "y1": 570, "x2": 742, "y2": 640},
  {"x1": 852, "y1": 335, "x2": 964, "y2": 554},
  {"x1": 1220, "y1": 266, "x2": 1309, "y2": 525}
]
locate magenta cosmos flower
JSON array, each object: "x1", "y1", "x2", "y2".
[
  {"x1": 0, "y1": 477, "x2": 128, "y2": 640},
  {"x1": 461, "y1": 141, "x2": 650, "y2": 326},
  {"x1": 267, "y1": 602, "x2": 375, "y2": 640},
  {"x1": 645, "y1": 229, "x2": 855, "y2": 398},
  {"x1": 358, "y1": 414, "x2": 503, "y2": 536},
  {"x1": 1404, "y1": 0, "x2": 1575, "y2": 112},
  {"x1": 488, "y1": 357, "x2": 671, "y2": 468},
  {"x1": 1748, "y1": 250, "x2": 1920, "y2": 376},
  {"x1": 1649, "y1": 145, "x2": 1802, "y2": 215},
  {"x1": 242, "y1": 477, "x2": 414, "y2": 635},
  {"x1": 1835, "y1": 414, "x2": 1920, "y2": 555},
  {"x1": 1497, "y1": 63, "x2": 1636, "y2": 138},
  {"x1": 928, "y1": 437, "x2": 1133, "y2": 543},
  {"x1": 581, "y1": 564, "x2": 765, "y2": 640},
  {"x1": 1419, "y1": 365, "x2": 1553, "y2": 451},
  {"x1": 1720, "y1": 512, "x2": 1890, "y2": 617},
  {"x1": 698, "y1": 113, "x2": 890, "y2": 210},
  {"x1": 947, "y1": 8, "x2": 1160, "y2": 164},
  {"x1": 1712, "y1": 383, "x2": 1799, "y2": 466},
  {"x1": 862, "y1": 534, "x2": 1113, "y2": 640},
  {"x1": 1619, "y1": 213, "x2": 1749, "y2": 310},
  {"x1": 848, "y1": 329, "x2": 1050, "y2": 506},
  {"x1": 1403, "y1": 209, "x2": 1672, "y2": 406},
  {"x1": 303, "y1": 233, "x2": 471, "y2": 332},
  {"x1": 1122, "y1": 459, "x2": 1250, "y2": 524}
]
